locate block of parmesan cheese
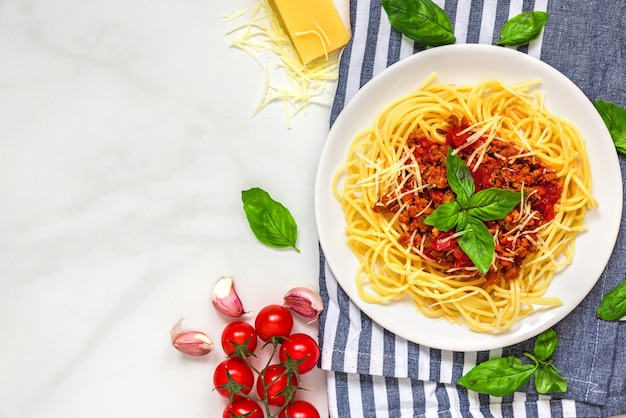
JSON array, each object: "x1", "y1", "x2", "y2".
[{"x1": 268, "y1": 0, "x2": 351, "y2": 65}]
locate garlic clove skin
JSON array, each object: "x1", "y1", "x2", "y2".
[
  {"x1": 170, "y1": 318, "x2": 214, "y2": 356},
  {"x1": 283, "y1": 286, "x2": 324, "y2": 323},
  {"x1": 212, "y1": 276, "x2": 247, "y2": 317},
  {"x1": 172, "y1": 331, "x2": 214, "y2": 356}
]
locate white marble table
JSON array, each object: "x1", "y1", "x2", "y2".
[{"x1": 0, "y1": 0, "x2": 346, "y2": 416}]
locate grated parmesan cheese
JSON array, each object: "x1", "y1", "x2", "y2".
[{"x1": 221, "y1": 0, "x2": 344, "y2": 128}]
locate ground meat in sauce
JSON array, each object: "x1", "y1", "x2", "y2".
[{"x1": 373, "y1": 116, "x2": 562, "y2": 283}]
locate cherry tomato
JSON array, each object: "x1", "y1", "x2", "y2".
[
  {"x1": 277, "y1": 400, "x2": 320, "y2": 418},
  {"x1": 221, "y1": 321, "x2": 258, "y2": 356},
  {"x1": 222, "y1": 398, "x2": 264, "y2": 418},
  {"x1": 256, "y1": 364, "x2": 298, "y2": 407},
  {"x1": 213, "y1": 358, "x2": 254, "y2": 400},
  {"x1": 278, "y1": 333, "x2": 320, "y2": 374},
  {"x1": 254, "y1": 304, "x2": 293, "y2": 341}
]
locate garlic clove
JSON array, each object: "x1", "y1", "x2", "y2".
[
  {"x1": 170, "y1": 318, "x2": 214, "y2": 356},
  {"x1": 212, "y1": 276, "x2": 247, "y2": 317},
  {"x1": 283, "y1": 286, "x2": 324, "y2": 323}
]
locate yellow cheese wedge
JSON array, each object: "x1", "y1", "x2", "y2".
[{"x1": 268, "y1": 0, "x2": 351, "y2": 65}]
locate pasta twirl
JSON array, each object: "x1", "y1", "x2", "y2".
[{"x1": 333, "y1": 74, "x2": 597, "y2": 332}]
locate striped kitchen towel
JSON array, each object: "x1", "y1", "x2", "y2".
[{"x1": 318, "y1": 0, "x2": 626, "y2": 417}]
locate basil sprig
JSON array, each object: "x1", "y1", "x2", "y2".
[
  {"x1": 496, "y1": 11, "x2": 550, "y2": 47},
  {"x1": 424, "y1": 150, "x2": 521, "y2": 274},
  {"x1": 594, "y1": 99, "x2": 626, "y2": 155},
  {"x1": 458, "y1": 328, "x2": 568, "y2": 396},
  {"x1": 594, "y1": 99, "x2": 626, "y2": 321},
  {"x1": 241, "y1": 187, "x2": 300, "y2": 252},
  {"x1": 381, "y1": 0, "x2": 456, "y2": 47}
]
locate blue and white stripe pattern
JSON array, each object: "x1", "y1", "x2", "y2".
[{"x1": 319, "y1": 1, "x2": 626, "y2": 416}]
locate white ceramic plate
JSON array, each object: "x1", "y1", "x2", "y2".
[{"x1": 315, "y1": 44, "x2": 622, "y2": 352}]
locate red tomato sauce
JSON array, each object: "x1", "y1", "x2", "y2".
[{"x1": 373, "y1": 117, "x2": 562, "y2": 282}]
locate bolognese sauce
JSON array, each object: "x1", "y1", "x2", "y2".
[{"x1": 373, "y1": 116, "x2": 562, "y2": 283}]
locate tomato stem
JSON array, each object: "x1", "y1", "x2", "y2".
[{"x1": 235, "y1": 339, "x2": 288, "y2": 418}]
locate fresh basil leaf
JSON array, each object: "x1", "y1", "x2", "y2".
[
  {"x1": 596, "y1": 279, "x2": 626, "y2": 321},
  {"x1": 467, "y1": 188, "x2": 521, "y2": 222},
  {"x1": 423, "y1": 201, "x2": 462, "y2": 231},
  {"x1": 456, "y1": 209, "x2": 469, "y2": 231},
  {"x1": 445, "y1": 149, "x2": 474, "y2": 205},
  {"x1": 534, "y1": 364, "x2": 568, "y2": 394},
  {"x1": 457, "y1": 356, "x2": 536, "y2": 397},
  {"x1": 241, "y1": 187, "x2": 300, "y2": 252},
  {"x1": 533, "y1": 328, "x2": 558, "y2": 361},
  {"x1": 594, "y1": 99, "x2": 626, "y2": 155},
  {"x1": 496, "y1": 11, "x2": 549, "y2": 47},
  {"x1": 458, "y1": 217, "x2": 494, "y2": 275},
  {"x1": 381, "y1": 0, "x2": 456, "y2": 47},
  {"x1": 428, "y1": 152, "x2": 521, "y2": 274}
]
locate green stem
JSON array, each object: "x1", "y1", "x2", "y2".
[{"x1": 237, "y1": 339, "x2": 283, "y2": 418}]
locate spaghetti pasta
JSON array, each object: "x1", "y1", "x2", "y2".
[{"x1": 333, "y1": 74, "x2": 597, "y2": 332}]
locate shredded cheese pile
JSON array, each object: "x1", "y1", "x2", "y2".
[{"x1": 221, "y1": 0, "x2": 341, "y2": 128}]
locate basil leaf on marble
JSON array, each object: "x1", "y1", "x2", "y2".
[
  {"x1": 241, "y1": 187, "x2": 300, "y2": 252},
  {"x1": 496, "y1": 11, "x2": 549, "y2": 47},
  {"x1": 457, "y1": 356, "x2": 536, "y2": 397},
  {"x1": 595, "y1": 99, "x2": 626, "y2": 155},
  {"x1": 382, "y1": 0, "x2": 456, "y2": 47},
  {"x1": 597, "y1": 279, "x2": 626, "y2": 321}
]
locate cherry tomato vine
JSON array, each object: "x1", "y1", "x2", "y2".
[
  {"x1": 214, "y1": 304, "x2": 321, "y2": 417},
  {"x1": 172, "y1": 277, "x2": 323, "y2": 418}
]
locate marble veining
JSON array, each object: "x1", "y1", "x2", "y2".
[{"x1": 0, "y1": 0, "x2": 336, "y2": 416}]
